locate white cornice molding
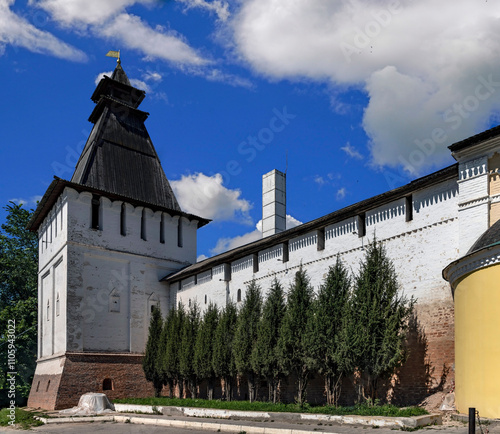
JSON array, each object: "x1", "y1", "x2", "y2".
[
  {"x1": 443, "y1": 244, "x2": 500, "y2": 291},
  {"x1": 452, "y1": 136, "x2": 500, "y2": 162}
]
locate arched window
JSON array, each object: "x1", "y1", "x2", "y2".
[
  {"x1": 237, "y1": 289, "x2": 242, "y2": 303},
  {"x1": 103, "y1": 378, "x2": 114, "y2": 391}
]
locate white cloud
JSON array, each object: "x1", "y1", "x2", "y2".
[
  {"x1": 9, "y1": 195, "x2": 43, "y2": 207},
  {"x1": 170, "y1": 173, "x2": 252, "y2": 224},
  {"x1": 177, "y1": 0, "x2": 230, "y2": 22},
  {"x1": 197, "y1": 254, "x2": 208, "y2": 262},
  {"x1": 33, "y1": 0, "x2": 209, "y2": 66},
  {"x1": 336, "y1": 188, "x2": 346, "y2": 201},
  {"x1": 142, "y1": 71, "x2": 162, "y2": 82},
  {"x1": 33, "y1": 0, "x2": 155, "y2": 27},
  {"x1": 228, "y1": 0, "x2": 500, "y2": 174},
  {"x1": 0, "y1": 0, "x2": 87, "y2": 61},
  {"x1": 99, "y1": 13, "x2": 208, "y2": 66},
  {"x1": 211, "y1": 214, "x2": 302, "y2": 255},
  {"x1": 341, "y1": 142, "x2": 363, "y2": 160}
]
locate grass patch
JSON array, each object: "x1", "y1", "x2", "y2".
[
  {"x1": 112, "y1": 397, "x2": 427, "y2": 418},
  {"x1": 0, "y1": 407, "x2": 44, "y2": 429}
]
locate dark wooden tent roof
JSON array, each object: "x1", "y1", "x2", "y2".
[{"x1": 71, "y1": 62, "x2": 181, "y2": 211}]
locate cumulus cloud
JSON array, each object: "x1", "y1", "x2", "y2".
[
  {"x1": 228, "y1": 0, "x2": 500, "y2": 174},
  {"x1": 211, "y1": 214, "x2": 302, "y2": 255},
  {"x1": 177, "y1": 0, "x2": 230, "y2": 22},
  {"x1": 33, "y1": 0, "x2": 209, "y2": 66},
  {"x1": 0, "y1": 0, "x2": 87, "y2": 61},
  {"x1": 341, "y1": 142, "x2": 363, "y2": 160},
  {"x1": 32, "y1": 0, "x2": 155, "y2": 27},
  {"x1": 170, "y1": 173, "x2": 253, "y2": 224}
]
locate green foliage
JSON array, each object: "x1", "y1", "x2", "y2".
[
  {"x1": 113, "y1": 396, "x2": 428, "y2": 417},
  {"x1": 194, "y1": 302, "x2": 219, "y2": 399},
  {"x1": 179, "y1": 301, "x2": 200, "y2": 398},
  {"x1": 212, "y1": 301, "x2": 237, "y2": 400},
  {"x1": 160, "y1": 304, "x2": 185, "y2": 396},
  {"x1": 307, "y1": 256, "x2": 351, "y2": 406},
  {"x1": 277, "y1": 266, "x2": 314, "y2": 405},
  {"x1": 0, "y1": 407, "x2": 44, "y2": 429},
  {"x1": 0, "y1": 203, "x2": 38, "y2": 406},
  {"x1": 345, "y1": 239, "x2": 415, "y2": 402},
  {"x1": 142, "y1": 305, "x2": 163, "y2": 397},
  {"x1": 233, "y1": 280, "x2": 262, "y2": 402},
  {"x1": 251, "y1": 279, "x2": 286, "y2": 403}
]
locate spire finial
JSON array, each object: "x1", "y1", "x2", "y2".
[{"x1": 106, "y1": 50, "x2": 121, "y2": 64}]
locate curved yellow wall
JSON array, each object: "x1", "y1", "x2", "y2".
[{"x1": 454, "y1": 263, "x2": 500, "y2": 419}]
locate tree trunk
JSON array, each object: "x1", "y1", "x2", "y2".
[
  {"x1": 296, "y1": 369, "x2": 309, "y2": 406},
  {"x1": 178, "y1": 379, "x2": 184, "y2": 398},
  {"x1": 207, "y1": 378, "x2": 214, "y2": 400},
  {"x1": 247, "y1": 372, "x2": 256, "y2": 403},
  {"x1": 168, "y1": 379, "x2": 174, "y2": 398},
  {"x1": 325, "y1": 374, "x2": 343, "y2": 407},
  {"x1": 225, "y1": 376, "x2": 233, "y2": 401},
  {"x1": 189, "y1": 376, "x2": 197, "y2": 399}
]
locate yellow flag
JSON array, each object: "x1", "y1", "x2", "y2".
[{"x1": 106, "y1": 50, "x2": 120, "y2": 59}]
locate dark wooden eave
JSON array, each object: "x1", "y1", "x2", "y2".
[
  {"x1": 448, "y1": 124, "x2": 500, "y2": 153},
  {"x1": 163, "y1": 164, "x2": 459, "y2": 283},
  {"x1": 27, "y1": 177, "x2": 210, "y2": 232}
]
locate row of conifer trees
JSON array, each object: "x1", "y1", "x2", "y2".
[{"x1": 143, "y1": 240, "x2": 414, "y2": 406}]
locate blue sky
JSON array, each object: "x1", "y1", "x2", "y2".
[{"x1": 2, "y1": 0, "x2": 500, "y2": 260}]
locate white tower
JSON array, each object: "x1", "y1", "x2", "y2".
[{"x1": 27, "y1": 61, "x2": 208, "y2": 410}]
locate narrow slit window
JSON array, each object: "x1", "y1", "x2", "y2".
[
  {"x1": 120, "y1": 203, "x2": 126, "y2": 236},
  {"x1": 237, "y1": 288, "x2": 242, "y2": 303},
  {"x1": 205, "y1": 294, "x2": 207, "y2": 305},
  {"x1": 141, "y1": 209, "x2": 147, "y2": 241},
  {"x1": 46, "y1": 380, "x2": 51, "y2": 392},
  {"x1": 56, "y1": 293, "x2": 60, "y2": 317},
  {"x1": 357, "y1": 214, "x2": 366, "y2": 237},
  {"x1": 47, "y1": 299, "x2": 50, "y2": 321},
  {"x1": 91, "y1": 195, "x2": 100, "y2": 230},
  {"x1": 160, "y1": 213, "x2": 165, "y2": 244},
  {"x1": 177, "y1": 218, "x2": 183, "y2": 248},
  {"x1": 406, "y1": 195, "x2": 413, "y2": 222}
]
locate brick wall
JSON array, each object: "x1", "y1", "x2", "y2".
[{"x1": 28, "y1": 353, "x2": 155, "y2": 410}]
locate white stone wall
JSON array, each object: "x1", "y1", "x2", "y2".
[
  {"x1": 171, "y1": 178, "x2": 460, "y2": 312},
  {"x1": 37, "y1": 186, "x2": 200, "y2": 359}
]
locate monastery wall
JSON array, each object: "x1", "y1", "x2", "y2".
[{"x1": 172, "y1": 177, "x2": 459, "y2": 400}]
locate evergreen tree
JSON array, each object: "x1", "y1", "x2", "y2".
[
  {"x1": 160, "y1": 304, "x2": 185, "y2": 397},
  {"x1": 277, "y1": 266, "x2": 315, "y2": 405},
  {"x1": 194, "y1": 303, "x2": 219, "y2": 400},
  {"x1": 0, "y1": 203, "x2": 38, "y2": 405},
  {"x1": 306, "y1": 257, "x2": 351, "y2": 406},
  {"x1": 212, "y1": 301, "x2": 238, "y2": 401},
  {"x1": 142, "y1": 305, "x2": 163, "y2": 397},
  {"x1": 251, "y1": 279, "x2": 286, "y2": 403},
  {"x1": 157, "y1": 307, "x2": 174, "y2": 397},
  {"x1": 233, "y1": 280, "x2": 262, "y2": 402},
  {"x1": 179, "y1": 301, "x2": 200, "y2": 398},
  {"x1": 345, "y1": 239, "x2": 414, "y2": 402}
]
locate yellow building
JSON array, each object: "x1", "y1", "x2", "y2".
[{"x1": 444, "y1": 134, "x2": 500, "y2": 419}]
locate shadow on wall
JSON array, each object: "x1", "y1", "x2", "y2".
[{"x1": 391, "y1": 313, "x2": 450, "y2": 406}]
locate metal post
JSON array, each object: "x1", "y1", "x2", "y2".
[{"x1": 469, "y1": 408, "x2": 476, "y2": 434}]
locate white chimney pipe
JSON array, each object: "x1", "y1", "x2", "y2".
[{"x1": 262, "y1": 169, "x2": 286, "y2": 238}]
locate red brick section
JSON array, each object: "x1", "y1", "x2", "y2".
[
  {"x1": 28, "y1": 301, "x2": 454, "y2": 409},
  {"x1": 28, "y1": 353, "x2": 155, "y2": 410}
]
